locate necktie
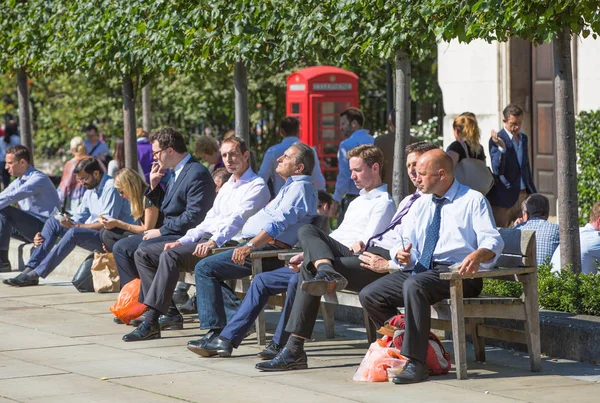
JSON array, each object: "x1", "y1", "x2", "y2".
[
  {"x1": 366, "y1": 192, "x2": 420, "y2": 248},
  {"x1": 413, "y1": 196, "x2": 446, "y2": 274}
]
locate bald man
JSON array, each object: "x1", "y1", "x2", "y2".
[{"x1": 360, "y1": 149, "x2": 504, "y2": 384}]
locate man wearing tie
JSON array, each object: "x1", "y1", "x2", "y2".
[
  {"x1": 112, "y1": 128, "x2": 215, "y2": 289},
  {"x1": 360, "y1": 149, "x2": 503, "y2": 384}
]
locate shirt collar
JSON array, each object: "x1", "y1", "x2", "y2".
[
  {"x1": 232, "y1": 167, "x2": 255, "y2": 185},
  {"x1": 359, "y1": 184, "x2": 388, "y2": 199},
  {"x1": 20, "y1": 166, "x2": 35, "y2": 182},
  {"x1": 281, "y1": 136, "x2": 300, "y2": 145},
  {"x1": 349, "y1": 129, "x2": 369, "y2": 139},
  {"x1": 440, "y1": 179, "x2": 461, "y2": 202},
  {"x1": 173, "y1": 153, "x2": 191, "y2": 178},
  {"x1": 95, "y1": 173, "x2": 110, "y2": 195},
  {"x1": 504, "y1": 130, "x2": 522, "y2": 143},
  {"x1": 583, "y1": 223, "x2": 599, "y2": 232},
  {"x1": 283, "y1": 174, "x2": 311, "y2": 186}
]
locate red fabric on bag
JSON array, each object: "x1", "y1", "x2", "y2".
[{"x1": 110, "y1": 279, "x2": 146, "y2": 324}]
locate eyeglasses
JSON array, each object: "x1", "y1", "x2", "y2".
[
  {"x1": 76, "y1": 174, "x2": 91, "y2": 183},
  {"x1": 152, "y1": 149, "x2": 165, "y2": 158}
]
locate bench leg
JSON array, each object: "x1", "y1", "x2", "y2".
[
  {"x1": 364, "y1": 310, "x2": 377, "y2": 344},
  {"x1": 521, "y1": 273, "x2": 542, "y2": 372},
  {"x1": 320, "y1": 302, "x2": 335, "y2": 339},
  {"x1": 468, "y1": 318, "x2": 486, "y2": 363},
  {"x1": 252, "y1": 257, "x2": 267, "y2": 346},
  {"x1": 450, "y1": 279, "x2": 468, "y2": 380}
]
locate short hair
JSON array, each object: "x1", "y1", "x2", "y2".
[
  {"x1": 223, "y1": 129, "x2": 236, "y2": 140},
  {"x1": 590, "y1": 201, "x2": 600, "y2": 223},
  {"x1": 503, "y1": 104, "x2": 524, "y2": 119},
  {"x1": 85, "y1": 124, "x2": 98, "y2": 132},
  {"x1": 149, "y1": 127, "x2": 187, "y2": 154},
  {"x1": 405, "y1": 141, "x2": 438, "y2": 156},
  {"x1": 221, "y1": 137, "x2": 248, "y2": 154},
  {"x1": 212, "y1": 167, "x2": 232, "y2": 183},
  {"x1": 280, "y1": 116, "x2": 300, "y2": 137},
  {"x1": 70, "y1": 136, "x2": 86, "y2": 156},
  {"x1": 74, "y1": 157, "x2": 102, "y2": 175},
  {"x1": 195, "y1": 135, "x2": 220, "y2": 156},
  {"x1": 136, "y1": 127, "x2": 148, "y2": 139},
  {"x1": 318, "y1": 190, "x2": 333, "y2": 208},
  {"x1": 340, "y1": 107, "x2": 364, "y2": 127},
  {"x1": 347, "y1": 144, "x2": 384, "y2": 170},
  {"x1": 291, "y1": 142, "x2": 315, "y2": 175},
  {"x1": 521, "y1": 194, "x2": 550, "y2": 220},
  {"x1": 6, "y1": 145, "x2": 31, "y2": 164}
]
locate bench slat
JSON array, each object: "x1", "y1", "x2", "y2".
[{"x1": 440, "y1": 266, "x2": 536, "y2": 280}]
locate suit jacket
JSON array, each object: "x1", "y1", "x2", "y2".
[
  {"x1": 146, "y1": 157, "x2": 216, "y2": 236},
  {"x1": 374, "y1": 132, "x2": 395, "y2": 195},
  {"x1": 487, "y1": 128, "x2": 537, "y2": 208}
]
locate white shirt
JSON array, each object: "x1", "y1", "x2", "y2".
[
  {"x1": 391, "y1": 180, "x2": 504, "y2": 270},
  {"x1": 178, "y1": 167, "x2": 270, "y2": 247},
  {"x1": 330, "y1": 184, "x2": 395, "y2": 247},
  {"x1": 550, "y1": 223, "x2": 600, "y2": 274},
  {"x1": 173, "y1": 153, "x2": 192, "y2": 182}
]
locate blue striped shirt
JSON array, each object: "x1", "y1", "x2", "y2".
[{"x1": 0, "y1": 166, "x2": 60, "y2": 220}]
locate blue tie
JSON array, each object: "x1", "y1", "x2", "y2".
[{"x1": 413, "y1": 196, "x2": 446, "y2": 274}]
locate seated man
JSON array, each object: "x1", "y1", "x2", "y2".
[
  {"x1": 513, "y1": 193, "x2": 559, "y2": 265},
  {"x1": 122, "y1": 138, "x2": 270, "y2": 341},
  {"x1": 255, "y1": 141, "x2": 439, "y2": 371},
  {"x1": 186, "y1": 142, "x2": 319, "y2": 351},
  {"x1": 356, "y1": 149, "x2": 504, "y2": 384},
  {"x1": 4, "y1": 158, "x2": 133, "y2": 287},
  {"x1": 551, "y1": 201, "x2": 600, "y2": 274},
  {"x1": 0, "y1": 145, "x2": 60, "y2": 271},
  {"x1": 189, "y1": 144, "x2": 395, "y2": 358}
]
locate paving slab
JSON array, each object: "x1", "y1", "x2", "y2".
[
  {"x1": 0, "y1": 355, "x2": 67, "y2": 380},
  {"x1": 0, "y1": 323, "x2": 90, "y2": 352}
]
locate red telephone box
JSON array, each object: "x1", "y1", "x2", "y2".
[{"x1": 286, "y1": 66, "x2": 359, "y2": 186}]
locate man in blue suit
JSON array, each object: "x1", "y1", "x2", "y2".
[{"x1": 487, "y1": 104, "x2": 537, "y2": 227}]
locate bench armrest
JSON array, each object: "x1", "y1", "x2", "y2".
[
  {"x1": 439, "y1": 266, "x2": 536, "y2": 281},
  {"x1": 278, "y1": 250, "x2": 302, "y2": 262},
  {"x1": 212, "y1": 246, "x2": 235, "y2": 254},
  {"x1": 250, "y1": 249, "x2": 299, "y2": 259}
]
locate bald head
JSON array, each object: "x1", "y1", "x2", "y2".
[{"x1": 416, "y1": 149, "x2": 455, "y2": 196}]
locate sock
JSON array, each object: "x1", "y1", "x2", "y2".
[
  {"x1": 167, "y1": 300, "x2": 181, "y2": 316},
  {"x1": 145, "y1": 308, "x2": 161, "y2": 325},
  {"x1": 315, "y1": 262, "x2": 335, "y2": 274},
  {"x1": 0, "y1": 250, "x2": 8, "y2": 263},
  {"x1": 22, "y1": 266, "x2": 34, "y2": 274},
  {"x1": 285, "y1": 335, "x2": 305, "y2": 356},
  {"x1": 26, "y1": 271, "x2": 39, "y2": 280}
]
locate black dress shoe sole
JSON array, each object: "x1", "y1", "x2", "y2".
[
  {"x1": 159, "y1": 322, "x2": 184, "y2": 331},
  {"x1": 187, "y1": 344, "x2": 219, "y2": 357},
  {"x1": 2, "y1": 278, "x2": 14, "y2": 285},
  {"x1": 122, "y1": 331, "x2": 161, "y2": 342},
  {"x1": 9, "y1": 278, "x2": 39, "y2": 287},
  {"x1": 301, "y1": 277, "x2": 348, "y2": 297},
  {"x1": 255, "y1": 361, "x2": 308, "y2": 372},
  {"x1": 392, "y1": 373, "x2": 429, "y2": 384}
]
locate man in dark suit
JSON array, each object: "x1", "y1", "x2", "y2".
[
  {"x1": 113, "y1": 127, "x2": 216, "y2": 322},
  {"x1": 487, "y1": 104, "x2": 537, "y2": 227}
]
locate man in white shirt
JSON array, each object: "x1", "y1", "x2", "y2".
[
  {"x1": 189, "y1": 144, "x2": 395, "y2": 358},
  {"x1": 550, "y1": 201, "x2": 600, "y2": 274},
  {"x1": 361, "y1": 149, "x2": 504, "y2": 384},
  {"x1": 122, "y1": 138, "x2": 270, "y2": 342}
]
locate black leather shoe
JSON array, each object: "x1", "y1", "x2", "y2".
[
  {"x1": 129, "y1": 310, "x2": 149, "y2": 327},
  {"x1": 172, "y1": 289, "x2": 190, "y2": 305},
  {"x1": 122, "y1": 321, "x2": 161, "y2": 342},
  {"x1": 257, "y1": 340, "x2": 282, "y2": 360},
  {"x1": 178, "y1": 294, "x2": 197, "y2": 315},
  {"x1": 3, "y1": 272, "x2": 39, "y2": 287},
  {"x1": 113, "y1": 317, "x2": 124, "y2": 324},
  {"x1": 158, "y1": 313, "x2": 184, "y2": 330},
  {"x1": 300, "y1": 271, "x2": 348, "y2": 296},
  {"x1": 255, "y1": 347, "x2": 308, "y2": 371},
  {"x1": 188, "y1": 336, "x2": 233, "y2": 358},
  {"x1": 0, "y1": 261, "x2": 11, "y2": 273},
  {"x1": 187, "y1": 329, "x2": 220, "y2": 350},
  {"x1": 392, "y1": 359, "x2": 429, "y2": 384}
]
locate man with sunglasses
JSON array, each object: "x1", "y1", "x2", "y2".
[{"x1": 4, "y1": 157, "x2": 132, "y2": 287}]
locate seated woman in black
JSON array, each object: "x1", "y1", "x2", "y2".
[
  {"x1": 446, "y1": 112, "x2": 486, "y2": 166},
  {"x1": 100, "y1": 168, "x2": 162, "y2": 252}
]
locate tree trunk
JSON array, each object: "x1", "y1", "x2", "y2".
[
  {"x1": 386, "y1": 61, "x2": 394, "y2": 116},
  {"x1": 142, "y1": 83, "x2": 151, "y2": 133},
  {"x1": 17, "y1": 68, "x2": 33, "y2": 165},
  {"x1": 234, "y1": 61, "x2": 250, "y2": 145},
  {"x1": 553, "y1": 25, "x2": 581, "y2": 273},
  {"x1": 122, "y1": 76, "x2": 138, "y2": 170},
  {"x1": 392, "y1": 49, "x2": 411, "y2": 205}
]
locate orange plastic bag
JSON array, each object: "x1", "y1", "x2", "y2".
[
  {"x1": 353, "y1": 340, "x2": 408, "y2": 382},
  {"x1": 110, "y1": 279, "x2": 147, "y2": 324}
]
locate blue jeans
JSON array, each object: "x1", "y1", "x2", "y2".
[
  {"x1": 220, "y1": 267, "x2": 298, "y2": 347},
  {"x1": 194, "y1": 244, "x2": 282, "y2": 330},
  {"x1": 27, "y1": 217, "x2": 103, "y2": 278}
]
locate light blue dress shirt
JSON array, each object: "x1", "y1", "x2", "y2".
[
  {"x1": 258, "y1": 136, "x2": 326, "y2": 195},
  {"x1": 551, "y1": 223, "x2": 600, "y2": 274},
  {"x1": 71, "y1": 173, "x2": 133, "y2": 225},
  {"x1": 84, "y1": 139, "x2": 110, "y2": 159},
  {"x1": 172, "y1": 153, "x2": 192, "y2": 182},
  {"x1": 0, "y1": 166, "x2": 60, "y2": 220},
  {"x1": 391, "y1": 180, "x2": 504, "y2": 270},
  {"x1": 241, "y1": 174, "x2": 318, "y2": 246},
  {"x1": 333, "y1": 129, "x2": 374, "y2": 202}
]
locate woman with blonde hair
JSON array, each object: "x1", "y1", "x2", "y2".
[
  {"x1": 99, "y1": 167, "x2": 162, "y2": 252},
  {"x1": 446, "y1": 113, "x2": 486, "y2": 166}
]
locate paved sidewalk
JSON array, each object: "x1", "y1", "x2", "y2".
[{"x1": 1, "y1": 272, "x2": 600, "y2": 403}]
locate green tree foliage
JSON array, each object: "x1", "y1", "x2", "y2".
[{"x1": 575, "y1": 110, "x2": 600, "y2": 226}]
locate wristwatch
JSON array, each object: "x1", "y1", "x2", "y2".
[{"x1": 246, "y1": 241, "x2": 256, "y2": 251}]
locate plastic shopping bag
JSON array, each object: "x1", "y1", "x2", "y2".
[
  {"x1": 353, "y1": 339, "x2": 408, "y2": 382},
  {"x1": 109, "y1": 278, "x2": 146, "y2": 324}
]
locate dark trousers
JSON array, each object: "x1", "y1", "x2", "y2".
[
  {"x1": 285, "y1": 246, "x2": 389, "y2": 339},
  {"x1": 0, "y1": 206, "x2": 45, "y2": 251},
  {"x1": 297, "y1": 224, "x2": 353, "y2": 273},
  {"x1": 135, "y1": 239, "x2": 209, "y2": 314},
  {"x1": 337, "y1": 193, "x2": 359, "y2": 225},
  {"x1": 100, "y1": 227, "x2": 132, "y2": 253},
  {"x1": 359, "y1": 266, "x2": 483, "y2": 363},
  {"x1": 220, "y1": 267, "x2": 298, "y2": 347},
  {"x1": 112, "y1": 234, "x2": 180, "y2": 288}
]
